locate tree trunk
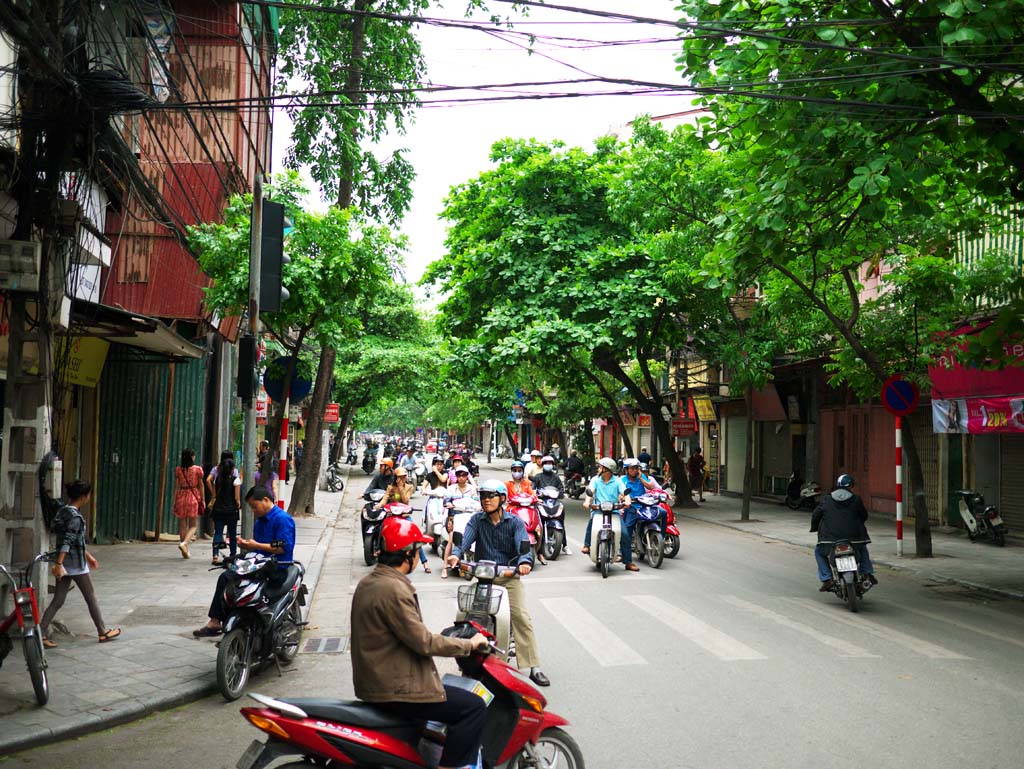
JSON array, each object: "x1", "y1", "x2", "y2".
[
  {"x1": 741, "y1": 384, "x2": 754, "y2": 521},
  {"x1": 330, "y1": 405, "x2": 355, "y2": 463},
  {"x1": 900, "y1": 416, "x2": 933, "y2": 557},
  {"x1": 288, "y1": 345, "x2": 336, "y2": 515},
  {"x1": 503, "y1": 425, "x2": 518, "y2": 458},
  {"x1": 579, "y1": 366, "x2": 633, "y2": 457}
]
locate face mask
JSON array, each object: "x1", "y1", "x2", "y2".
[
  {"x1": 543, "y1": 464, "x2": 553, "y2": 472},
  {"x1": 512, "y1": 471, "x2": 524, "y2": 479}
]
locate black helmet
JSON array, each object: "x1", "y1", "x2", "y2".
[{"x1": 836, "y1": 474, "x2": 855, "y2": 489}]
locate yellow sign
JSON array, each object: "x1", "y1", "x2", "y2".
[
  {"x1": 59, "y1": 337, "x2": 109, "y2": 388},
  {"x1": 693, "y1": 395, "x2": 717, "y2": 423}
]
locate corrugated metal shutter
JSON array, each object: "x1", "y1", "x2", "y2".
[
  {"x1": 999, "y1": 435, "x2": 1024, "y2": 531},
  {"x1": 96, "y1": 345, "x2": 207, "y2": 542}
]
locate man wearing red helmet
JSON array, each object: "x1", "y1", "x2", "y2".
[{"x1": 351, "y1": 516, "x2": 489, "y2": 769}]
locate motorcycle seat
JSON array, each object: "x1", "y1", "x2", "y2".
[
  {"x1": 264, "y1": 563, "x2": 304, "y2": 601},
  {"x1": 281, "y1": 698, "x2": 416, "y2": 730}
]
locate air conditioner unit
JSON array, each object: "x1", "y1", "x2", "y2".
[{"x1": 0, "y1": 239, "x2": 42, "y2": 292}]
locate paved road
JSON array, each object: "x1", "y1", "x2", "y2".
[{"x1": 9, "y1": 466, "x2": 1024, "y2": 769}]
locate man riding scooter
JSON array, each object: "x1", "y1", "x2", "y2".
[
  {"x1": 621, "y1": 458, "x2": 662, "y2": 562},
  {"x1": 351, "y1": 516, "x2": 489, "y2": 769},
  {"x1": 811, "y1": 474, "x2": 879, "y2": 591},
  {"x1": 580, "y1": 457, "x2": 635, "y2": 571}
]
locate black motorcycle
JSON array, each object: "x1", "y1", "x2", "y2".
[
  {"x1": 213, "y1": 547, "x2": 307, "y2": 701},
  {"x1": 825, "y1": 540, "x2": 873, "y2": 613},
  {"x1": 346, "y1": 446, "x2": 358, "y2": 465},
  {"x1": 361, "y1": 448, "x2": 376, "y2": 475},
  {"x1": 360, "y1": 489, "x2": 387, "y2": 566},
  {"x1": 535, "y1": 486, "x2": 566, "y2": 560},
  {"x1": 564, "y1": 470, "x2": 586, "y2": 499},
  {"x1": 325, "y1": 461, "x2": 345, "y2": 492}
]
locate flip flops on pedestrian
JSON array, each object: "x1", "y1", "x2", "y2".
[
  {"x1": 42, "y1": 637, "x2": 58, "y2": 649},
  {"x1": 98, "y1": 628, "x2": 121, "y2": 643}
]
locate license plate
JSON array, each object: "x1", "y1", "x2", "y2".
[
  {"x1": 236, "y1": 740, "x2": 266, "y2": 769},
  {"x1": 836, "y1": 555, "x2": 858, "y2": 572},
  {"x1": 991, "y1": 516, "x2": 1005, "y2": 527}
]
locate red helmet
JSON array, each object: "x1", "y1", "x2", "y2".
[{"x1": 381, "y1": 516, "x2": 432, "y2": 553}]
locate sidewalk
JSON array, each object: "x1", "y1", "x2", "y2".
[
  {"x1": 681, "y1": 493, "x2": 1024, "y2": 600},
  {"x1": 0, "y1": 476, "x2": 352, "y2": 754}
]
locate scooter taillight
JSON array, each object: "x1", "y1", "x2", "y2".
[
  {"x1": 243, "y1": 709, "x2": 291, "y2": 740},
  {"x1": 834, "y1": 543, "x2": 853, "y2": 554}
]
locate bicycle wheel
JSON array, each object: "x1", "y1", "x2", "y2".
[{"x1": 24, "y1": 629, "x2": 49, "y2": 706}]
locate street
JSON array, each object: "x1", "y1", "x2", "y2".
[{"x1": 8, "y1": 465, "x2": 1024, "y2": 769}]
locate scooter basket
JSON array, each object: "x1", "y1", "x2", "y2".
[{"x1": 457, "y1": 584, "x2": 502, "y2": 615}]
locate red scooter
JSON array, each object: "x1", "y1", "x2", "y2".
[
  {"x1": 655, "y1": 490, "x2": 681, "y2": 558},
  {"x1": 507, "y1": 492, "x2": 543, "y2": 558},
  {"x1": 236, "y1": 622, "x2": 584, "y2": 769}
]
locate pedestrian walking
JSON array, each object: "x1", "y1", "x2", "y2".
[
  {"x1": 173, "y1": 448, "x2": 204, "y2": 559},
  {"x1": 206, "y1": 451, "x2": 241, "y2": 564},
  {"x1": 41, "y1": 480, "x2": 121, "y2": 647},
  {"x1": 687, "y1": 447, "x2": 707, "y2": 502}
]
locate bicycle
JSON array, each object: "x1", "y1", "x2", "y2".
[{"x1": 0, "y1": 551, "x2": 55, "y2": 705}]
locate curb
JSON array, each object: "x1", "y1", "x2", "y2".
[
  {"x1": 6, "y1": 494, "x2": 347, "y2": 757},
  {"x1": 682, "y1": 513, "x2": 1024, "y2": 602}
]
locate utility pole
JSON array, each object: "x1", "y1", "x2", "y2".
[{"x1": 242, "y1": 175, "x2": 263, "y2": 538}]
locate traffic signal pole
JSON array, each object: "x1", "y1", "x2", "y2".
[{"x1": 243, "y1": 174, "x2": 263, "y2": 539}]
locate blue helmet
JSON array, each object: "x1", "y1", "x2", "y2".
[
  {"x1": 836, "y1": 474, "x2": 855, "y2": 489},
  {"x1": 479, "y1": 479, "x2": 507, "y2": 499}
]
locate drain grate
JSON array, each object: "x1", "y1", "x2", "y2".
[{"x1": 301, "y1": 636, "x2": 348, "y2": 654}]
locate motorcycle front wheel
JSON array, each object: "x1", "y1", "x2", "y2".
[
  {"x1": 511, "y1": 726, "x2": 585, "y2": 769},
  {"x1": 598, "y1": 541, "x2": 610, "y2": 579},
  {"x1": 544, "y1": 529, "x2": 564, "y2": 561},
  {"x1": 362, "y1": 535, "x2": 376, "y2": 566},
  {"x1": 217, "y1": 628, "x2": 251, "y2": 701},
  {"x1": 644, "y1": 530, "x2": 664, "y2": 569},
  {"x1": 24, "y1": 628, "x2": 49, "y2": 706}
]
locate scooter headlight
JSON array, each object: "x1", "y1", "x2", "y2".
[
  {"x1": 474, "y1": 561, "x2": 497, "y2": 580},
  {"x1": 599, "y1": 502, "x2": 614, "y2": 512}
]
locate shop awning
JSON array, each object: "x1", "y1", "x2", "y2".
[{"x1": 71, "y1": 299, "x2": 204, "y2": 359}]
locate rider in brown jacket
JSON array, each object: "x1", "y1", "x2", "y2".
[{"x1": 350, "y1": 516, "x2": 488, "y2": 769}]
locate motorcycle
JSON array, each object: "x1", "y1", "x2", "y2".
[
  {"x1": 564, "y1": 471, "x2": 586, "y2": 500},
  {"x1": 454, "y1": 559, "x2": 516, "y2": 663},
  {"x1": 656, "y1": 492, "x2": 681, "y2": 558},
  {"x1": 413, "y1": 458, "x2": 427, "y2": 487},
  {"x1": 235, "y1": 621, "x2": 584, "y2": 769},
  {"x1": 588, "y1": 501, "x2": 624, "y2": 579},
  {"x1": 785, "y1": 474, "x2": 823, "y2": 510},
  {"x1": 631, "y1": 493, "x2": 665, "y2": 569},
  {"x1": 507, "y1": 493, "x2": 542, "y2": 560},
  {"x1": 211, "y1": 548, "x2": 307, "y2": 701},
  {"x1": 361, "y1": 448, "x2": 376, "y2": 475},
  {"x1": 955, "y1": 489, "x2": 1008, "y2": 546},
  {"x1": 825, "y1": 540, "x2": 873, "y2": 613},
  {"x1": 423, "y1": 487, "x2": 448, "y2": 554},
  {"x1": 324, "y1": 461, "x2": 345, "y2": 492},
  {"x1": 440, "y1": 497, "x2": 483, "y2": 563},
  {"x1": 535, "y1": 486, "x2": 566, "y2": 561},
  {"x1": 346, "y1": 445, "x2": 358, "y2": 465},
  {"x1": 360, "y1": 489, "x2": 388, "y2": 566}
]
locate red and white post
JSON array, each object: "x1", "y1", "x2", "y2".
[
  {"x1": 278, "y1": 393, "x2": 289, "y2": 509},
  {"x1": 895, "y1": 416, "x2": 903, "y2": 557}
]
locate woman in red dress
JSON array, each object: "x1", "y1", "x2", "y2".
[{"x1": 173, "y1": 448, "x2": 204, "y2": 558}]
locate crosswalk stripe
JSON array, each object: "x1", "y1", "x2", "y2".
[
  {"x1": 788, "y1": 598, "x2": 971, "y2": 660},
  {"x1": 539, "y1": 597, "x2": 647, "y2": 667},
  {"x1": 625, "y1": 594, "x2": 766, "y2": 661},
  {"x1": 721, "y1": 595, "x2": 879, "y2": 658}
]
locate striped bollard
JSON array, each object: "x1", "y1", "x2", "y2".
[{"x1": 895, "y1": 416, "x2": 903, "y2": 556}]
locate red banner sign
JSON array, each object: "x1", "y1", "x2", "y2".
[
  {"x1": 671, "y1": 417, "x2": 698, "y2": 436},
  {"x1": 933, "y1": 397, "x2": 1024, "y2": 434},
  {"x1": 929, "y1": 325, "x2": 1024, "y2": 399},
  {"x1": 637, "y1": 414, "x2": 652, "y2": 427},
  {"x1": 324, "y1": 403, "x2": 340, "y2": 424},
  {"x1": 256, "y1": 391, "x2": 268, "y2": 425}
]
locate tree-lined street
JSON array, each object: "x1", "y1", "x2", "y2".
[{"x1": 8, "y1": 462, "x2": 1024, "y2": 769}]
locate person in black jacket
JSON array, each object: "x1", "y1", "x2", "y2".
[{"x1": 810, "y1": 474, "x2": 878, "y2": 591}]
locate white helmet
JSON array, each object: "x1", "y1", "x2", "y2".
[
  {"x1": 598, "y1": 457, "x2": 617, "y2": 472},
  {"x1": 623, "y1": 458, "x2": 640, "y2": 468}
]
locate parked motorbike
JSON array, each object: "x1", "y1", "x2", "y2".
[
  {"x1": 454, "y1": 559, "x2": 516, "y2": 663},
  {"x1": 824, "y1": 540, "x2": 873, "y2": 613},
  {"x1": 212, "y1": 548, "x2": 307, "y2": 701},
  {"x1": 507, "y1": 493, "x2": 542, "y2": 561},
  {"x1": 235, "y1": 621, "x2": 583, "y2": 769},
  {"x1": 346, "y1": 446, "x2": 358, "y2": 465},
  {"x1": 564, "y1": 471, "x2": 586, "y2": 500},
  {"x1": 360, "y1": 489, "x2": 387, "y2": 566},
  {"x1": 955, "y1": 490, "x2": 1008, "y2": 546},
  {"x1": 535, "y1": 486, "x2": 566, "y2": 561},
  {"x1": 631, "y1": 493, "x2": 665, "y2": 569},
  {"x1": 785, "y1": 474, "x2": 823, "y2": 510},
  {"x1": 588, "y1": 501, "x2": 624, "y2": 579},
  {"x1": 324, "y1": 461, "x2": 345, "y2": 492}
]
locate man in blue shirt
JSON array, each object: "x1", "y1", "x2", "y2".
[
  {"x1": 581, "y1": 457, "x2": 636, "y2": 569},
  {"x1": 447, "y1": 479, "x2": 549, "y2": 687},
  {"x1": 193, "y1": 486, "x2": 296, "y2": 637},
  {"x1": 621, "y1": 458, "x2": 664, "y2": 565}
]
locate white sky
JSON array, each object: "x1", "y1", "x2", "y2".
[{"x1": 271, "y1": 1, "x2": 691, "y2": 285}]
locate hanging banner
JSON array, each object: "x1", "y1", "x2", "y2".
[
  {"x1": 932, "y1": 397, "x2": 1024, "y2": 434},
  {"x1": 693, "y1": 395, "x2": 717, "y2": 422},
  {"x1": 637, "y1": 414, "x2": 652, "y2": 427}
]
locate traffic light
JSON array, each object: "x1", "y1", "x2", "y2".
[
  {"x1": 238, "y1": 333, "x2": 259, "y2": 401},
  {"x1": 259, "y1": 200, "x2": 290, "y2": 313}
]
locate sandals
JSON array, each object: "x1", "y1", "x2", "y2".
[
  {"x1": 440, "y1": 567, "x2": 449, "y2": 579},
  {"x1": 580, "y1": 547, "x2": 590, "y2": 555},
  {"x1": 422, "y1": 565, "x2": 432, "y2": 574},
  {"x1": 42, "y1": 637, "x2": 58, "y2": 649},
  {"x1": 178, "y1": 542, "x2": 189, "y2": 559},
  {"x1": 192, "y1": 626, "x2": 222, "y2": 638},
  {"x1": 625, "y1": 563, "x2": 640, "y2": 572},
  {"x1": 98, "y1": 628, "x2": 122, "y2": 643}
]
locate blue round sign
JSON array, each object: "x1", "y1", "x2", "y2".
[
  {"x1": 881, "y1": 375, "x2": 919, "y2": 417},
  {"x1": 263, "y1": 356, "x2": 313, "y2": 403}
]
